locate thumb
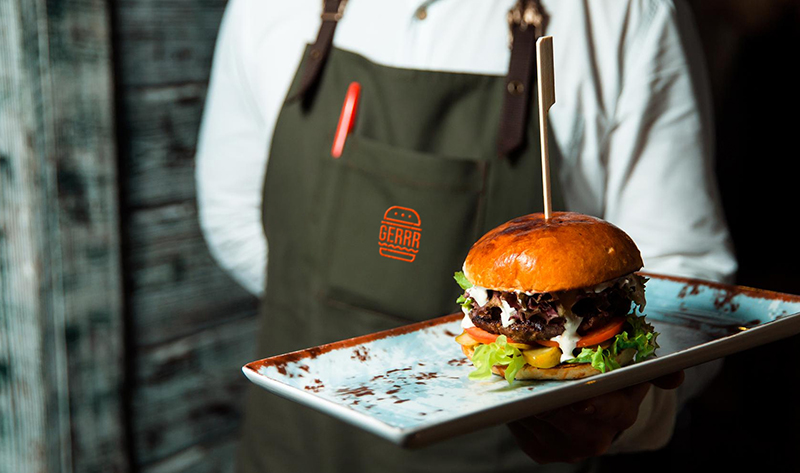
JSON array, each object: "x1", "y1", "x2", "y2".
[{"x1": 650, "y1": 370, "x2": 684, "y2": 390}]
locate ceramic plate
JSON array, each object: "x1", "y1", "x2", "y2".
[{"x1": 243, "y1": 274, "x2": 800, "y2": 448}]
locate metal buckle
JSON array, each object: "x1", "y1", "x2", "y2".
[
  {"x1": 321, "y1": 0, "x2": 347, "y2": 22},
  {"x1": 507, "y1": 0, "x2": 544, "y2": 48}
]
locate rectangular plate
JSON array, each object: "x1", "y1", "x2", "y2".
[{"x1": 243, "y1": 274, "x2": 800, "y2": 448}]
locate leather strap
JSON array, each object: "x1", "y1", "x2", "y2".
[
  {"x1": 295, "y1": 0, "x2": 546, "y2": 159},
  {"x1": 497, "y1": 0, "x2": 547, "y2": 158},
  {"x1": 291, "y1": 0, "x2": 347, "y2": 105}
]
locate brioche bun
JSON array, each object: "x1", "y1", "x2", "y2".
[{"x1": 463, "y1": 212, "x2": 643, "y2": 293}]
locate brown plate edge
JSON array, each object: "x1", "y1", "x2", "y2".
[
  {"x1": 639, "y1": 271, "x2": 800, "y2": 303},
  {"x1": 243, "y1": 313, "x2": 462, "y2": 374}
]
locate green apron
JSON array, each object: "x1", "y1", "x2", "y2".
[{"x1": 236, "y1": 6, "x2": 575, "y2": 473}]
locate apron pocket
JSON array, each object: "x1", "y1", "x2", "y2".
[{"x1": 320, "y1": 135, "x2": 487, "y2": 322}]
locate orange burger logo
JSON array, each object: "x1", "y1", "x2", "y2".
[{"x1": 378, "y1": 206, "x2": 421, "y2": 262}]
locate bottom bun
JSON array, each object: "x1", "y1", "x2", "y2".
[{"x1": 461, "y1": 345, "x2": 637, "y2": 381}]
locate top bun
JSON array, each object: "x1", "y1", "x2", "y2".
[{"x1": 463, "y1": 212, "x2": 643, "y2": 293}]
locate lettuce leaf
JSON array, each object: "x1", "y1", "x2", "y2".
[
  {"x1": 615, "y1": 329, "x2": 658, "y2": 362},
  {"x1": 457, "y1": 296, "x2": 473, "y2": 311},
  {"x1": 469, "y1": 335, "x2": 525, "y2": 384},
  {"x1": 566, "y1": 314, "x2": 659, "y2": 372},
  {"x1": 454, "y1": 271, "x2": 473, "y2": 291},
  {"x1": 467, "y1": 314, "x2": 659, "y2": 381},
  {"x1": 454, "y1": 271, "x2": 474, "y2": 310},
  {"x1": 570, "y1": 346, "x2": 621, "y2": 373}
]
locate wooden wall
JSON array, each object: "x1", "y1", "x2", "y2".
[
  {"x1": 2, "y1": 0, "x2": 257, "y2": 472},
  {"x1": 112, "y1": 1, "x2": 259, "y2": 472},
  {"x1": 1, "y1": 0, "x2": 127, "y2": 471}
]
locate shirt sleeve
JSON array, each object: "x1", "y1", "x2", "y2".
[
  {"x1": 603, "y1": 0, "x2": 736, "y2": 284},
  {"x1": 195, "y1": 0, "x2": 269, "y2": 296},
  {"x1": 604, "y1": 0, "x2": 735, "y2": 454}
]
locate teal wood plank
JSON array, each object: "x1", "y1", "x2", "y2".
[{"x1": 0, "y1": 0, "x2": 126, "y2": 471}]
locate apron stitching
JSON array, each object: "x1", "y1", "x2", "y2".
[
  {"x1": 340, "y1": 160, "x2": 483, "y2": 192},
  {"x1": 474, "y1": 160, "x2": 490, "y2": 240},
  {"x1": 248, "y1": 2, "x2": 564, "y2": 469},
  {"x1": 317, "y1": 292, "x2": 425, "y2": 324}
]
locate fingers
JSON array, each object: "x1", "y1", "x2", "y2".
[
  {"x1": 509, "y1": 415, "x2": 616, "y2": 464},
  {"x1": 563, "y1": 383, "x2": 650, "y2": 431},
  {"x1": 651, "y1": 370, "x2": 685, "y2": 390},
  {"x1": 509, "y1": 383, "x2": 654, "y2": 464},
  {"x1": 508, "y1": 418, "x2": 566, "y2": 464},
  {"x1": 614, "y1": 383, "x2": 650, "y2": 430},
  {"x1": 540, "y1": 409, "x2": 618, "y2": 461}
]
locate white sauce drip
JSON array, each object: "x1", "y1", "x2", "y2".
[
  {"x1": 500, "y1": 299, "x2": 516, "y2": 328},
  {"x1": 461, "y1": 312, "x2": 475, "y2": 329},
  {"x1": 592, "y1": 280, "x2": 616, "y2": 293},
  {"x1": 551, "y1": 306, "x2": 584, "y2": 362},
  {"x1": 459, "y1": 274, "x2": 641, "y2": 359},
  {"x1": 467, "y1": 286, "x2": 489, "y2": 307}
]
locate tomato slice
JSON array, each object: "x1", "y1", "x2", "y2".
[
  {"x1": 466, "y1": 317, "x2": 626, "y2": 348},
  {"x1": 463, "y1": 326, "x2": 524, "y2": 345},
  {"x1": 536, "y1": 317, "x2": 627, "y2": 348},
  {"x1": 464, "y1": 326, "x2": 502, "y2": 345}
]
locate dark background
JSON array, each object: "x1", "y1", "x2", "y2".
[
  {"x1": 689, "y1": 1, "x2": 800, "y2": 468},
  {"x1": 609, "y1": 1, "x2": 800, "y2": 470}
]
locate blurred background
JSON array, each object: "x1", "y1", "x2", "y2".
[{"x1": 1, "y1": 1, "x2": 798, "y2": 472}]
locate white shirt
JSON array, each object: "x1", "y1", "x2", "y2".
[{"x1": 195, "y1": 0, "x2": 736, "y2": 455}]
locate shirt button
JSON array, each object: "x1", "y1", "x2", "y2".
[{"x1": 415, "y1": 6, "x2": 428, "y2": 20}]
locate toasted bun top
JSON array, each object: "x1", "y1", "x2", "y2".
[{"x1": 463, "y1": 212, "x2": 643, "y2": 293}]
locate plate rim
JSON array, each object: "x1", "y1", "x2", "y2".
[{"x1": 242, "y1": 273, "x2": 800, "y2": 447}]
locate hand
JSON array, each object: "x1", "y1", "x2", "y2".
[{"x1": 508, "y1": 371, "x2": 685, "y2": 464}]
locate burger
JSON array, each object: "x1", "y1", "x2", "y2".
[{"x1": 454, "y1": 212, "x2": 658, "y2": 382}]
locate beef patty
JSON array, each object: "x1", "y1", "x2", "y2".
[{"x1": 466, "y1": 285, "x2": 635, "y2": 344}]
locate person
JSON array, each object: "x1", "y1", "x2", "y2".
[{"x1": 195, "y1": 0, "x2": 736, "y2": 471}]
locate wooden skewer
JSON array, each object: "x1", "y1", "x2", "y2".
[{"x1": 537, "y1": 36, "x2": 556, "y2": 220}]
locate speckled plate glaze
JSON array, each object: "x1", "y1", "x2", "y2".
[{"x1": 243, "y1": 274, "x2": 800, "y2": 448}]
